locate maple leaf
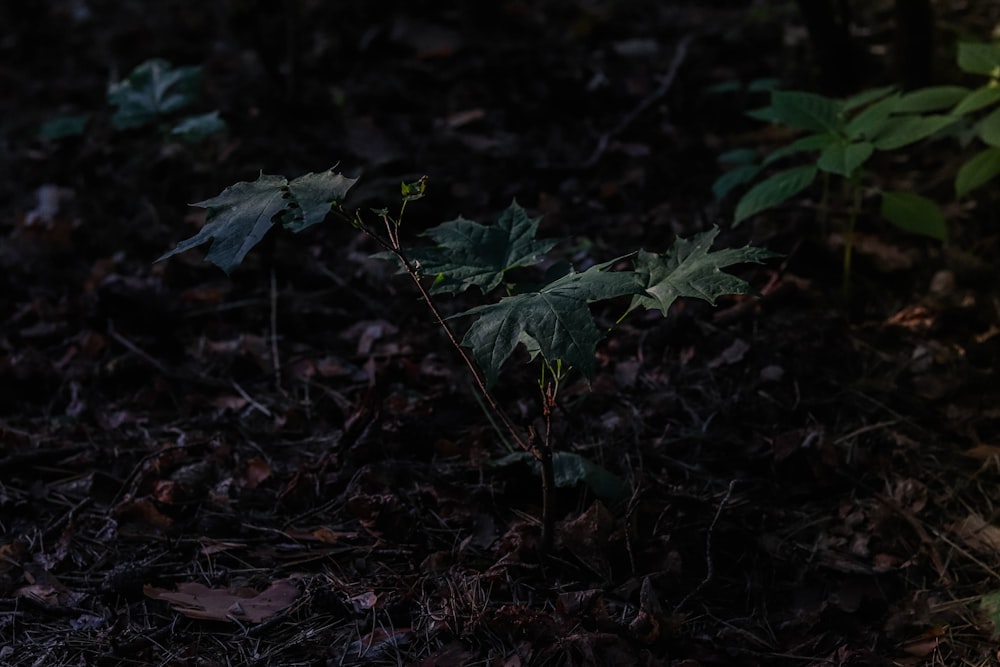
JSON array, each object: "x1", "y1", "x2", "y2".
[
  {"x1": 629, "y1": 226, "x2": 779, "y2": 315},
  {"x1": 283, "y1": 169, "x2": 359, "y2": 232},
  {"x1": 406, "y1": 200, "x2": 558, "y2": 294},
  {"x1": 456, "y1": 260, "x2": 642, "y2": 387},
  {"x1": 158, "y1": 169, "x2": 357, "y2": 273},
  {"x1": 107, "y1": 59, "x2": 201, "y2": 130}
]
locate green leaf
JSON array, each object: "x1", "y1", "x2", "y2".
[
  {"x1": 406, "y1": 200, "x2": 558, "y2": 295},
  {"x1": 455, "y1": 260, "x2": 642, "y2": 386},
  {"x1": 717, "y1": 148, "x2": 758, "y2": 165},
  {"x1": 488, "y1": 451, "x2": 628, "y2": 501},
  {"x1": 879, "y1": 191, "x2": 947, "y2": 241},
  {"x1": 169, "y1": 111, "x2": 226, "y2": 142},
  {"x1": 747, "y1": 77, "x2": 781, "y2": 92},
  {"x1": 283, "y1": 169, "x2": 358, "y2": 233},
  {"x1": 552, "y1": 452, "x2": 627, "y2": 500},
  {"x1": 734, "y1": 165, "x2": 817, "y2": 224},
  {"x1": 401, "y1": 176, "x2": 427, "y2": 202},
  {"x1": 158, "y1": 173, "x2": 289, "y2": 273},
  {"x1": 712, "y1": 164, "x2": 761, "y2": 200},
  {"x1": 107, "y1": 59, "x2": 201, "y2": 130},
  {"x1": 895, "y1": 86, "x2": 970, "y2": 113},
  {"x1": 844, "y1": 94, "x2": 898, "y2": 140},
  {"x1": 957, "y1": 42, "x2": 1000, "y2": 76},
  {"x1": 956, "y1": 147, "x2": 1000, "y2": 198},
  {"x1": 872, "y1": 115, "x2": 956, "y2": 150},
  {"x1": 762, "y1": 133, "x2": 835, "y2": 165},
  {"x1": 38, "y1": 114, "x2": 89, "y2": 140},
  {"x1": 977, "y1": 107, "x2": 1000, "y2": 147},
  {"x1": 952, "y1": 85, "x2": 1000, "y2": 116},
  {"x1": 160, "y1": 168, "x2": 359, "y2": 272},
  {"x1": 629, "y1": 226, "x2": 778, "y2": 315},
  {"x1": 817, "y1": 141, "x2": 873, "y2": 176},
  {"x1": 842, "y1": 85, "x2": 896, "y2": 111},
  {"x1": 768, "y1": 90, "x2": 843, "y2": 134},
  {"x1": 745, "y1": 105, "x2": 783, "y2": 124}
]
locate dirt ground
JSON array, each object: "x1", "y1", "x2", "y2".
[{"x1": 3, "y1": 1, "x2": 1000, "y2": 665}]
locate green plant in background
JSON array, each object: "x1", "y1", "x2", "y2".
[
  {"x1": 158, "y1": 168, "x2": 776, "y2": 551},
  {"x1": 39, "y1": 59, "x2": 225, "y2": 142},
  {"x1": 714, "y1": 86, "x2": 954, "y2": 288},
  {"x1": 713, "y1": 38, "x2": 1000, "y2": 290},
  {"x1": 948, "y1": 41, "x2": 1000, "y2": 198}
]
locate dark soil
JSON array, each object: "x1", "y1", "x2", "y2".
[{"x1": 3, "y1": 2, "x2": 1000, "y2": 666}]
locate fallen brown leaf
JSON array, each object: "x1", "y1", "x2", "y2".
[
  {"x1": 950, "y1": 515, "x2": 1000, "y2": 554},
  {"x1": 144, "y1": 577, "x2": 300, "y2": 623}
]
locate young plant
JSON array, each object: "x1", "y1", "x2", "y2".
[
  {"x1": 158, "y1": 168, "x2": 776, "y2": 551},
  {"x1": 946, "y1": 41, "x2": 1000, "y2": 198},
  {"x1": 714, "y1": 86, "x2": 955, "y2": 287},
  {"x1": 40, "y1": 59, "x2": 226, "y2": 143}
]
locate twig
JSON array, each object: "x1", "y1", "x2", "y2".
[
  {"x1": 581, "y1": 35, "x2": 694, "y2": 169},
  {"x1": 270, "y1": 268, "x2": 282, "y2": 391},
  {"x1": 232, "y1": 381, "x2": 272, "y2": 417},
  {"x1": 106, "y1": 320, "x2": 170, "y2": 376},
  {"x1": 106, "y1": 320, "x2": 228, "y2": 388},
  {"x1": 674, "y1": 479, "x2": 736, "y2": 613},
  {"x1": 875, "y1": 493, "x2": 953, "y2": 585}
]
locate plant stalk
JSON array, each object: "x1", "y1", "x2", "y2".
[
  {"x1": 538, "y1": 379, "x2": 559, "y2": 552},
  {"x1": 842, "y1": 178, "x2": 862, "y2": 295},
  {"x1": 359, "y1": 208, "x2": 556, "y2": 551}
]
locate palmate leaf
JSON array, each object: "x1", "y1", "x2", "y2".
[
  {"x1": 880, "y1": 191, "x2": 947, "y2": 241},
  {"x1": 455, "y1": 260, "x2": 642, "y2": 387},
  {"x1": 733, "y1": 165, "x2": 817, "y2": 224},
  {"x1": 768, "y1": 90, "x2": 843, "y2": 134},
  {"x1": 629, "y1": 226, "x2": 779, "y2": 315},
  {"x1": 107, "y1": 59, "x2": 201, "y2": 130},
  {"x1": 405, "y1": 200, "x2": 558, "y2": 294},
  {"x1": 871, "y1": 114, "x2": 957, "y2": 150},
  {"x1": 843, "y1": 93, "x2": 898, "y2": 141},
  {"x1": 712, "y1": 164, "x2": 761, "y2": 200},
  {"x1": 817, "y1": 140, "x2": 873, "y2": 176},
  {"x1": 952, "y1": 85, "x2": 1000, "y2": 116},
  {"x1": 895, "y1": 86, "x2": 970, "y2": 113},
  {"x1": 841, "y1": 86, "x2": 896, "y2": 112},
  {"x1": 283, "y1": 169, "x2": 358, "y2": 232},
  {"x1": 158, "y1": 169, "x2": 357, "y2": 273},
  {"x1": 761, "y1": 133, "x2": 835, "y2": 165},
  {"x1": 977, "y1": 107, "x2": 1000, "y2": 147},
  {"x1": 957, "y1": 42, "x2": 1000, "y2": 76},
  {"x1": 956, "y1": 147, "x2": 1000, "y2": 198},
  {"x1": 169, "y1": 111, "x2": 226, "y2": 142}
]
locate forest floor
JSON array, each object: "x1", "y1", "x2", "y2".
[{"x1": 3, "y1": 1, "x2": 1000, "y2": 666}]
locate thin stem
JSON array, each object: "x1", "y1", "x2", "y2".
[
  {"x1": 356, "y1": 217, "x2": 534, "y2": 457},
  {"x1": 842, "y1": 178, "x2": 862, "y2": 295},
  {"x1": 818, "y1": 171, "x2": 831, "y2": 234},
  {"x1": 538, "y1": 374, "x2": 560, "y2": 552}
]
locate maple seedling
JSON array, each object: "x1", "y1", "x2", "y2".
[
  {"x1": 159, "y1": 168, "x2": 776, "y2": 552},
  {"x1": 41, "y1": 58, "x2": 226, "y2": 143}
]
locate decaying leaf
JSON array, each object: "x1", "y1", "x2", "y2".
[
  {"x1": 144, "y1": 577, "x2": 300, "y2": 623},
  {"x1": 949, "y1": 515, "x2": 1000, "y2": 554}
]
